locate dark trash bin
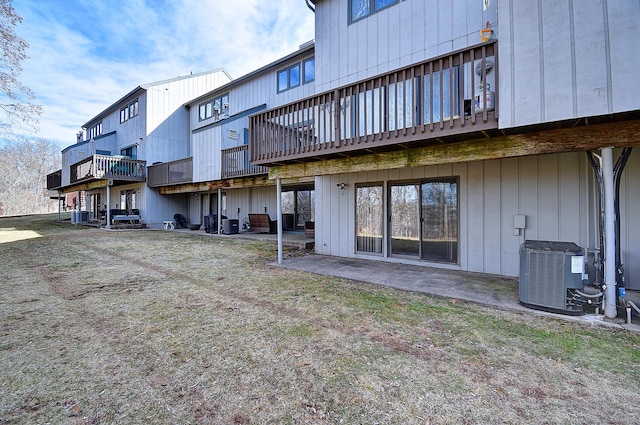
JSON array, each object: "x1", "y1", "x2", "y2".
[
  {"x1": 222, "y1": 218, "x2": 239, "y2": 234},
  {"x1": 204, "y1": 214, "x2": 226, "y2": 233}
]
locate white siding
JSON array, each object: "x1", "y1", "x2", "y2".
[
  {"x1": 192, "y1": 127, "x2": 222, "y2": 183},
  {"x1": 145, "y1": 70, "x2": 232, "y2": 165}
]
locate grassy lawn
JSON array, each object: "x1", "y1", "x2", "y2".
[{"x1": 1, "y1": 213, "x2": 639, "y2": 424}]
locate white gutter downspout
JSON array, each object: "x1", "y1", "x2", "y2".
[
  {"x1": 602, "y1": 147, "x2": 617, "y2": 318},
  {"x1": 277, "y1": 178, "x2": 283, "y2": 264}
]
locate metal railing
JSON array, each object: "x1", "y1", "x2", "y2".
[
  {"x1": 250, "y1": 42, "x2": 498, "y2": 165},
  {"x1": 70, "y1": 154, "x2": 147, "y2": 184},
  {"x1": 221, "y1": 145, "x2": 268, "y2": 178},
  {"x1": 147, "y1": 157, "x2": 193, "y2": 187}
]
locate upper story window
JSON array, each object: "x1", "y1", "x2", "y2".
[
  {"x1": 278, "y1": 57, "x2": 314, "y2": 93},
  {"x1": 89, "y1": 122, "x2": 102, "y2": 139},
  {"x1": 303, "y1": 57, "x2": 315, "y2": 84},
  {"x1": 199, "y1": 93, "x2": 229, "y2": 121},
  {"x1": 121, "y1": 145, "x2": 137, "y2": 159},
  {"x1": 350, "y1": 0, "x2": 399, "y2": 23},
  {"x1": 120, "y1": 99, "x2": 139, "y2": 123}
]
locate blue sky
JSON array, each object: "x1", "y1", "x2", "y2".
[{"x1": 13, "y1": 0, "x2": 315, "y2": 148}]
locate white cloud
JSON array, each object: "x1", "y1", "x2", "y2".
[{"x1": 13, "y1": 0, "x2": 315, "y2": 148}]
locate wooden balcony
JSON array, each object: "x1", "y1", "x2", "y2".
[
  {"x1": 221, "y1": 145, "x2": 268, "y2": 179},
  {"x1": 47, "y1": 170, "x2": 62, "y2": 189},
  {"x1": 250, "y1": 42, "x2": 498, "y2": 166},
  {"x1": 147, "y1": 157, "x2": 193, "y2": 187},
  {"x1": 71, "y1": 154, "x2": 146, "y2": 185}
]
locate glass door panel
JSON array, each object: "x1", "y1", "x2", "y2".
[
  {"x1": 356, "y1": 185, "x2": 383, "y2": 253},
  {"x1": 281, "y1": 190, "x2": 295, "y2": 230},
  {"x1": 296, "y1": 189, "x2": 315, "y2": 229},
  {"x1": 421, "y1": 180, "x2": 458, "y2": 262},
  {"x1": 390, "y1": 183, "x2": 420, "y2": 257}
]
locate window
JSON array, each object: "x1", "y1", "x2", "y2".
[
  {"x1": 198, "y1": 93, "x2": 229, "y2": 121},
  {"x1": 303, "y1": 57, "x2": 315, "y2": 84},
  {"x1": 350, "y1": 0, "x2": 399, "y2": 23},
  {"x1": 120, "y1": 190, "x2": 137, "y2": 211},
  {"x1": 120, "y1": 99, "x2": 139, "y2": 123},
  {"x1": 89, "y1": 122, "x2": 102, "y2": 139},
  {"x1": 277, "y1": 57, "x2": 314, "y2": 93},
  {"x1": 120, "y1": 145, "x2": 137, "y2": 159}
]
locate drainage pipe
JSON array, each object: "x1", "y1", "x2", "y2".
[
  {"x1": 602, "y1": 147, "x2": 617, "y2": 318},
  {"x1": 626, "y1": 300, "x2": 640, "y2": 324}
]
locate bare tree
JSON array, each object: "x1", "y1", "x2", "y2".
[
  {"x1": 0, "y1": 0, "x2": 42, "y2": 137},
  {"x1": 0, "y1": 137, "x2": 60, "y2": 215}
]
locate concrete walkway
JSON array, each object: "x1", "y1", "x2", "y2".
[{"x1": 277, "y1": 254, "x2": 640, "y2": 331}]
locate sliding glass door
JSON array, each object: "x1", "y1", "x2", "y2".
[
  {"x1": 390, "y1": 183, "x2": 420, "y2": 257},
  {"x1": 388, "y1": 179, "x2": 458, "y2": 262},
  {"x1": 421, "y1": 180, "x2": 458, "y2": 263}
]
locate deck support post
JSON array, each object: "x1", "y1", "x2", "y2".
[
  {"x1": 602, "y1": 147, "x2": 617, "y2": 319},
  {"x1": 277, "y1": 177, "x2": 283, "y2": 264},
  {"x1": 106, "y1": 183, "x2": 111, "y2": 230}
]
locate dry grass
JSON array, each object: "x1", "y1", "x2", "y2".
[{"x1": 1, "y1": 213, "x2": 640, "y2": 424}]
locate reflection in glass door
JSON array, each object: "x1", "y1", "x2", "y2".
[
  {"x1": 389, "y1": 179, "x2": 458, "y2": 262},
  {"x1": 281, "y1": 187, "x2": 315, "y2": 231},
  {"x1": 296, "y1": 189, "x2": 315, "y2": 228},
  {"x1": 356, "y1": 185, "x2": 383, "y2": 253},
  {"x1": 421, "y1": 180, "x2": 458, "y2": 262},
  {"x1": 390, "y1": 183, "x2": 420, "y2": 257}
]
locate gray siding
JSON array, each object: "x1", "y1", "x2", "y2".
[
  {"x1": 314, "y1": 150, "x2": 640, "y2": 288},
  {"x1": 313, "y1": 0, "x2": 495, "y2": 93},
  {"x1": 498, "y1": 0, "x2": 640, "y2": 128}
]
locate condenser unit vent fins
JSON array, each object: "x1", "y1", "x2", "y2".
[{"x1": 519, "y1": 240, "x2": 585, "y2": 315}]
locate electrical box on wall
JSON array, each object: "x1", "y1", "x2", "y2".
[{"x1": 513, "y1": 214, "x2": 526, "y2": 236}]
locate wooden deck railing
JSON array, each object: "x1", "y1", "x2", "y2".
[
  {"x1": 47, "y1": 170, "x2": 62, "y2": 189},
  {"x1": 250, "y1": 42, "x2": 498, "y2": 165},
  {"x1": 221, "y1": 145, "x2": 268, "y2": 178},
  {"x1": 71, "y1": 154, "x2": 146, "y2": 184}
]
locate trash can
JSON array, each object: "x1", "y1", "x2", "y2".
[
  {"x1": 222, "y1": 218, "x2": 239, "y2": 234},
  {"x1": 80, "y1": 211, "x2": 88, "y2": 222}
]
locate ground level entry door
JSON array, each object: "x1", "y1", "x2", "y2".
[
  {"x1": 281, "y1": 186, "x2": 315, "y2": 230},
  {"x1": 389, "y1": 179, "x2": 458, "y2": 263}
]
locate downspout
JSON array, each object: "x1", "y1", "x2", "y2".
[
  {"x1": 586, "y1": 151, "x2": 605, "y2": 285},
  {"x1": 305, "y1": 0, "x2": 315, "y2": 12},
  {"x1": 613, "y1": 147, "x2": 632, "y2": 290},
  {"x1": 601, "y1": 147, "x2": 616, "y2": 318}
]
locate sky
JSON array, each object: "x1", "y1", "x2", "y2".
[{"x1": 13, "y1": 0, "x2": 315, "y2": 148}]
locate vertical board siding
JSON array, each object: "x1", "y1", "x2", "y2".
[
  {"x1": 312, "y1": 151, "x2": 640, "y2": 280},
  {"x1": 500, "y1": 157, "x2": 521, "y2": 277},
  {"x1": 620, "y1": 149, "x2": 640, "y2": 289},
  {"x1": 499, "y1": 0, "x2": 640, "y2": 128},
  {"x1": 483, "y1": 160, "x2": 502, "y2": 274}
]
